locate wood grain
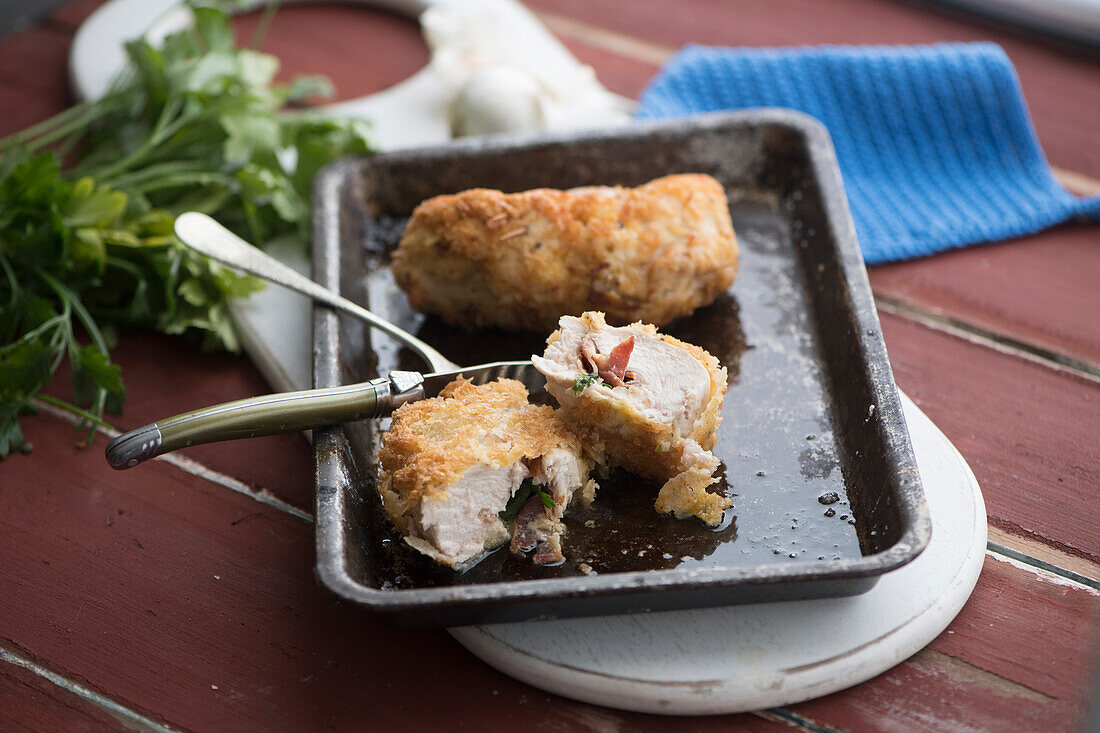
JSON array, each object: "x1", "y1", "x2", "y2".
[
  {"x1": 3, "y1": 411, "x2": 1096, "y2": 732},
  {"x1": 791, "y1": 558, "x2": 1099, "y2": 732},
  {"x1": 930, "y1": 556, "x2": 1097, "y2": 699},
  {"x1": 0, "y1": 660, "x2": 130, "y2": 733},
  {"x1": 7, "y1": 0, "x2": 1094, "y2": 568},
  {"x1": 232, "y1": 4, "x2": 430, "y2": 104},
  {"x1": 879, "y1": 311, "x2": 1099, "y2": 562},
  {"x1": 5, "y1": 413, "x2": 1097, "y2": 731},
  {"x1": 795, "y1": 559, "x2": 1099, "y2": 733},
  {"x1": 8, "y1": 1, "x2": 1095, "y2": 381},
  {"x1": 870, "y1": 226, "x2": 1100, "y2": 367},
  {"x1": 2, "y1": 1, "x2": 1099, "y2": 729},
  {"x1": 988, "y1": 526, "x2": 1098, "y2": 584},
  {"x1": 44, "y1": 330, "x2": 315, "y2": 513}
]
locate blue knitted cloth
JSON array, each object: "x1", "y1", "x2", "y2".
[{"x1": 637, "y1": 43, "x2": 1100, "y2": 264}]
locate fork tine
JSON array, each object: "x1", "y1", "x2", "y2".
[{"x1": 420, "y1": 360, "x2": 545, "y2": 397}]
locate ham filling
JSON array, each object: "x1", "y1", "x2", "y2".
[{"x1": 580, "y1": 335, "x2": 636, "y2": 387}]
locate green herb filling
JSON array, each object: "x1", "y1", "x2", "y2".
[
  {"x1": 571, "y1": 373, "x2": 610, "y2": 395},
  {"x1": 499, "y1": 478, "x2": 555, "y2": 521}
]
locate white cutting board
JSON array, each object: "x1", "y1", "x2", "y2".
[{"x1": 70, "y1": 0, "x2": 634, "y2": 392}]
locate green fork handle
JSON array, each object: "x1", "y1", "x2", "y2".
[{"x1": 105, "y1": 371, "x2": 425, "y2": 469}]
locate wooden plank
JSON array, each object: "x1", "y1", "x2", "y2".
[
  {"x1": 3, "y1": 412, "x2": 1096, "y2": 732},
  {"x1": 15, "y1": 0, "x2": 1098, "y2": 374},
  {"x1": 8, "y1": 0, "x2": 1096, "y2": 552},
  {"x1": 45, "y1": 0, "x2": 104, "y2": 31},
  {"x1": 794, "y1": 558, "x2": 1098, "y2": 733},
  {"x1": 10, "y1": 0, "x2": 1096, "y2": 562},
  {"x1": 988, "y1": 526, "x2": 1098, "y2": 584},
  {"x1": 869, "y1": 226, "x2": 1100, "y2": 367},
  {"x1": 548, "y1": 10, "x2": 1100, "y2": 216},
  {"x1": 0, "y1": 3, "x2": 1092, "y2": 731},
  {"x1": 928, "y1": 556, "x2": 1097, "y2": 698},
  {"x1": 1, "y1": 412, "x2": 797, "y2": 732},
  {"x1": 879, "y1": 311, "x2": 1099, "y2": 562},
  {"x1": 0, "y1": 660, "x2": 129, "y2": 733},
  {"x1": 0, "y1": 26, "x2": 74, "y2": 136},
  {"x1": 231, "y1": 4, "x2": 430, "y2": 104},
  {"x1": 529, "y1": 0, "x2": 1100, "y2": 180},
  {"x1": 43, "y1": 330, "x2": 314, "y2": 513},
  {"x1": 553, "y1": 13, "x2": 1100, "y2": 567},
  {"x1": 798, "y1": 650, "x2": 1064, "y2": 733}
]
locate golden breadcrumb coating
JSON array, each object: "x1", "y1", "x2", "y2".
[
  {"x1": 378, "y1": 378, "x2": 589, "y2": 565},
  {"x1": 392, "y1": 174, "x2": 738, "y2": 331},
  {"x1": 381, "y1": 378, "x2": 581, "y2": 514}
]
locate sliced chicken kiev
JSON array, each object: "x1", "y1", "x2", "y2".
[
  {"x1": 532, "y1": 311, "x2": 732, "y2": 526},
  {"x1": 379, "y1": 378, "x2": 594, "y2": 568},
  {"x1": 392, "y1": 174, "x2": 738, "y2": 332}
]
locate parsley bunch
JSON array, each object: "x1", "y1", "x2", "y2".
[{"x1": 0, "y1": 6, "x2": 373, "y2": 455}]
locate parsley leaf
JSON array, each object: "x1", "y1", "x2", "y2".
[
  {"x1": 572, "y1": 373, "x2": 610, "y2": 395},
  {"x1": 498, "y1": 479, "x2": 556, "y2": 520},
  {"x1": 499, "y1": 479, "x2": 537, "y2": 522},
  {"x1": 536, "y1": 485, "x2": 555, "y2": 509}
]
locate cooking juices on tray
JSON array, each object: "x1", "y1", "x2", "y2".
[{"x1": 314, "y1": 113, "x2": 923, "y2": 623}]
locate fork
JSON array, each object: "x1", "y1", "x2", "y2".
[{"x1": 104, "y1": 214, "x2": 543, "y2": 470}]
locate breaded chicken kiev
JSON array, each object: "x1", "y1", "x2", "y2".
[
  {"x1": 392, "y1": 174, "x2": 738, "y2": 332},
  {"x1": 532, "y1": 312, "x2": 731, "y2": 526},
  {"x1": 379, "y1": 378, "x2": 594, "y2": 567}
]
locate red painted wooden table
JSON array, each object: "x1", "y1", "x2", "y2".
[{"x1": 2, "y1": 2, "x2": 1098, "y2": 731}]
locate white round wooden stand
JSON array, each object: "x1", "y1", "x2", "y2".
[{"x1": 450, "y1": 392, "x2": 987, "y2": 715}]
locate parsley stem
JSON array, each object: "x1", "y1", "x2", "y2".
[
  {"x1": 35, "y1": 269, "x2": 110, "y2": 356},
  {"x1": 11, "y1": 311, "x2": 68, "y2": 348},
  {"x1": 0, "y1": 98, "x2": 111, "y2": 150},
  {"x1": 35, "y1": 394, "x2": 115, "y2": 430},
  {"x1": 129, "y1": 172, "x2": 232, "y2": 195},
  {"x1": 11, "y1": 95, "x2": 129, "y2": 156},
  {"x1": 89, "y1": 96, "x2": 186, "y2": 181},
  {"x1": 0, "y1": 249, "x2": 20, "y2": 307},
  {"x1": 48, "y1": 310, "x2": 73, "y2": 375},
  {"x1": 0, "y1": 103, "x2": 90, "y2": 147},
  {"x1": 100, "y1": 161, "x2": 221, "y2": 189},
  {"x1": 250, "y1": 0, "x2": 281, "y2": 49},
  {"x1": 241, "y1": 197, "x2": 265, "y2": 248}
]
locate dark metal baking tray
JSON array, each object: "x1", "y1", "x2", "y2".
[{"x1": 311, "y1": 110, "x2": 930, "y2": 627}]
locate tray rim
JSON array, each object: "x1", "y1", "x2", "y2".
[{"x1": 311, "y1": 109, "x2": 932, "y2": 613}]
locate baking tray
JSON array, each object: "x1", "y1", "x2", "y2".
[{"x1": 311, "y1": 110, "x2": 930, "y2": 627}]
